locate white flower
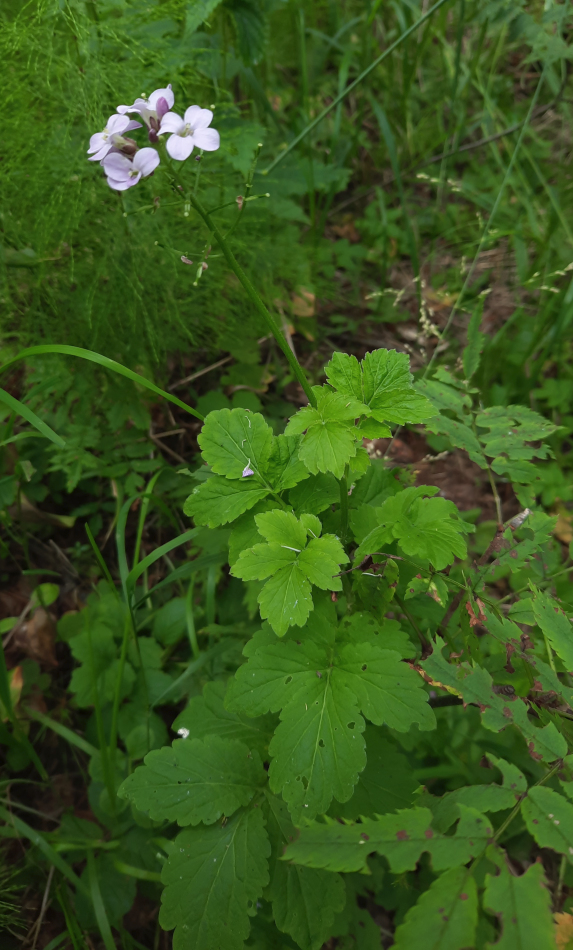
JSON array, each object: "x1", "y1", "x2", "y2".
[
  {"x1": 158, "y1": 106, "x2": 220, "y2": 161},
  {"x1": 87, "y1": 113, "x2": 142, "y2": 162},
  {"x1": 117, "y1": 85, "x2": 175, "y2": 139},
  {"x1": 102, "y1": 147, "x2": 160, "y2": 191}
]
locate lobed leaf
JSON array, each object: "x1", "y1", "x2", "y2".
[
  {"x1": 160, "y1": 805, "x2": 270, "y2": 950},
  {"x1": 325, "y1": 349, "x2": 434, "y2": 424},
  {"x1": 118, "y1": 736, "x2": 266, "y2": 826},
  {"x1": 393, "y1": 866, "x2": 478, "y2": 950},
  {"x1": 483, "y1": 848, "x2": 555, "y2": 950},
  {"x1": 198, "y1": 408, "x2": 273, "y2": 479},
  {"x1": 184, "y1": 476, "x2": 269, "y2": 527},
  {"x1": 522, "y1": 786, "x2": 573, "y2": 861}
]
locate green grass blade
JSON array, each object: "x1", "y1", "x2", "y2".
[
  {"x1": 0, "y1": 345, "x2": 204, "y2": 422},
  {"x1": 263, "y1": 0, "x2": 452, "y2": 174},
  {"x1": 26, "y1": 708, "x2": 98, "y2": 757},
  {"x1": 126, "y1": 528, "x2": 198, "y2": 593},
  {"x1": 85, "y1": 523, "x2": 118, "y2": 595},
  {"x1": 150, "y1": 639, "x2": 239, "y2": 706},
  {"x1": 87, "y1": 850, "x2": 116, "y2": 950},
  {"x1": 0, "y1": 804, "x2": 87, "y2": 894},
  {"x1": 130, "y1": 552, "x2": 226, "y2": 610},
  {"x1": 113, "y1": 860, "x2": 162, "y2": 882},
  {"x1": 132, "y1": 470, "x2": 167, "y2": 569},
  {"x1": 0, "y1": 387, "x2": 65, "y2": 447}
]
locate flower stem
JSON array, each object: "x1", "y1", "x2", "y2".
[
  {"x1": 157, "y1": 141, "x2": 316, "y2": 407},
  {"x1": 339, "y1": 465, "x2": 349, "y2": 543},
  {"x1": 187, "y1": 191, "x2": 317, "y2": 407}
]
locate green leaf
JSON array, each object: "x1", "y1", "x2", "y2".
[
  {"x1": 186, "y1": 0, "x2": 224, "y2": 35},
  {"x1": 172, "y1": 682, "x2": 275, "y2": 758},
  {"x1": 160, "y1": 805, "x2": 270, "y2": 950},
  {"x1": 338, "y1": 613, "x2": 416, "y2": 658},
  {"x1": 290, "y1": 473, "x2": 340, "y2": 515},
  {"x1": 325, "y1": 349, "x2": 434, "y2": 424},
  {"x1": 229, "y1": 500, "x2": 277, "y2": 567},
  {"x1": 266, "y1": 434, "x2": 310, "y2": 491},
  {"x1": 265, "y1": 793, "x2": 345, "y2": 950},
  {"x1": 421, "y1": 638, "x2": 567, "y2": 763},
  {"x1": 285, "y1": 389, "x2": 367, "y2": 479},
  {"x1": 184, "y1": 475, "x2": 270, "y2": 527},
  {"x1": 331, "y1": 729, "x2": 419, "y2": 819},
  {"x1": 227, "y1": 615, "x2": 433, "y2": 819},
  {"x1": 198, "y1": 408, "x2": 273, "y2": 479},
  {"x1": 393, "y1": 867, "x2": 478, "y2": 950},
  {"x1": 69, "y1": 620, "x2": 135, "y2": 708},
  {"x1": 483, "y1": 849, "x2": 555, "y2": 950},
  {"x1": 532, "y1": 587, "x2": 573, "y2": 671},
  {"x1": 232, "y1": 511, "x2": 347, "y2": 635},
  {"x1": 257, "y1": 564, "x2": 314, "y2": 636},
  {"x1": 76, "y1": 853, "x2": 136, "y2": 933},
  {"x1": 118, "y1": 737, "x2": 266, "y2": 826},
  {"x1": 255, "y1": 509, "x2": 308, "y2": 549},
  {"x1": 0, "y1": 386, "x2": 65, "y2": 447},
  {"x1": 415, "y1": 377, "x2": 472, "y2": 417},
  {"x1": 284, "y1": 804, "x2": 492, "y2": 873},
  {"x1": 424, "y1": 414, "x2": 487, "y2": 468},
  {"x1": 462, "y1": 303, "x2": 486, "y2": 380},
  {"x1": 522, "y1": 787, "x2": 573, "y2": 860},
  {"x1": 355, "y1": 488, "x2": 472, "y2": 570}
]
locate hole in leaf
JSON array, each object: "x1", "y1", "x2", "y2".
[
  {"x1": 319, "y1": 739, "x2": 325, "y2": 748},
  {"x1": 285, "y1": 675, "x2": 293, "y2": 684},
  {"x1": 348, "y1": 721, "x2": 355, "y2": 730},
  {"x1": 361, "y1": 664, "x2": 367, "y2": 671}
]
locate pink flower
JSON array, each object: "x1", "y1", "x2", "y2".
[
  {"x1": 158, "y1": 106, "x2": 220, "y2": 161},
  {"x1": 87, "y1": 114, "x2": 142, "y2": 162},
  {"x1": 117, "y1": 85, "x2": 175, "y2": 141},
  {"x1": 102, "y1": 148, "x2": 160, "y2": 191}
]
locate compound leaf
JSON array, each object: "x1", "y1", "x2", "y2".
[
  {"x1": 298, "y1": 536, "x2": 347, "y2": 591},
  {"x1": 198, "y1": 408, "x2": 273, "y2": 479},
  {"x1": 393, "y1": 867, "x2": 478, "y2": 950},
  {"x1": 532, "y1": 587, "x2": 573, "y2": 672},
  {"x1": 160, "y1": 804, "x2": 270, "y2": 950},
  {"x1": 184, "y1": 476, "x2": 269, "y2": 527},
  {"x1": 290, "y1": 473, "x2": 340, "y2": 515},
  {"x1": 284, "y1": 804, "x2": 491, "y2": 874},
  {"x1": 483, "y1": 849, "x2": 554, "y2": 950},
  {"x1": 255, "y1": 509, "x2": 308, "y2": 549},
  {"x1": 266, "y1": 434, "x2": 310, "y2": 491},
  {"x1": 232, "y1": 543, "x2": 298, "y2": 581},
  {"x1": 326, "y1": 349, "x2": 434, "y2": 424},
  {"x1": 118, "y1": 736, "x2": 266, "y2": 826},
  {"x1": 522, "y1": 787, "x2": 573, "y2": 861},
  {"x1": 265, "y1": 793, "x2": 345, "y2": 950},
  {"x1": 258, "y1": 563, "x2": 313, "y2": 636},
  {"x1": 285, "y1": 389, "x2": 367, "y2": 479}
]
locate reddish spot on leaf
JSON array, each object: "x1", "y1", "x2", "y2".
[
  {"x1": 502, "y1": 707, "x2": 513, "y2": 718},
  {"x1": 396, "y1": 830, "x2": 409, "y2": 841},
  {"x1": 424, "y1": 829, "x2": 434, "y2": 839},
  {"x1": 459, "y1": 893, "x2": 468, "y2": 901},
  {"x1": 361, "y1": 833, "x2": 370, "y2": 841}
]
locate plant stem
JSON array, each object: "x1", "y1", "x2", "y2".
[
  {"x1": 187, "y1": 191, "x2": 317, "y2": 406},
  {"x1": 339, "y1": 465, "x2": 349, "y2": 543}
]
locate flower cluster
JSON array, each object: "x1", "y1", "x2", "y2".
[{"x1": 87, "y1": 84, "x2": 220, "y2": 191}]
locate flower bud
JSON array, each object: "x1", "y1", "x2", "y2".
[{"x1": 117, "y1": 136, "x2": 138, "y2": 156}]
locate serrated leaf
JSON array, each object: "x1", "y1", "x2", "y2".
[
  {"x1": 532, "y1": 588, "x2": 573, "y2": 672},
  {"x1": 483, "y1": 849, "x2": 554, "y2": 950},
  {"x1": 198, "y1": 408, "x2": 273, "y2": 479},
  {"x1": 160, "y1": 805, "x2": 270, "y2": 950},
  {"x1": 118, "y1": 737, "x2": 266, "y2": 825},
  {"x1": 331, "y1": 729, "x2": 419, "y2": 819},
  {"x1": 227, "y1": 616, "x2": 433, "y2": 819},
  {"x1": 228, "y1": 500, "x2": 277, "y2": 567},
  {"x1": 255, "y1": 509, "x2": 308, "y2": 549},
  {"x1": 421, "y1": 638, "x2": 567, "y2": 763},
  {"x1": 285, "y1": 389, "x2": 367, "y2": 479},
  {"x1": 393, "y1": 866, "x2": 478, "y2": 950},
  {"x1": 335, "y1": 642, "x2": 435, "y2": 732},
  {"x1": 415, "y1": 378, "x2": 472, "y2": 417},
  {"x1": 258, "y1": 563, "x2": 314, "y2": 636},
  {"x1": 265, "y1": 792, "x2": 345, "y2": 950},
  {"x1": 355, "y1": 488, "x2": 472, "y2": 570},
  {"x1": 184, "y1": 476, "x2": 270, "y2": 527},
  {"x1": 326, "y1": 349, "x2": 434, "y2": 424},
  {"x1": 290, "y1": 473, "x2": 340, "y2": 515},
  {"x1": 266, "y1": 434, "x2": 310, "y2": 491},
  {"x1": 522, "y1": 787, "x2": 573, "y2": 860},
  {"x1": 338, "y1": 613, "x2": 416, "y2": 658},
  {"x1": 232, "y1": 542, "x2": 298, "y2": 580},
  {"x1": 284, "y1": 804, "x2": 492, "y2": 873},
  {"x1": 424, "y1": 413, "x2": 486, "y2": 467},
  {"x1": 476, "y1": 405, "x2": 557, "y2": 468},
  {"x1": 172, "y1": 682, "x2": 275, "y2": 758},
  {"x1": 300, "y1": 513, "x2": 322, "y2": 538},
  {"x1": 298, "y1": 536, "x2": 346, "y2": 590}
]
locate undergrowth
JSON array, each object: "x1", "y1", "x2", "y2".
[{"x1": 1, "y1": 1, "x2": 573, "y2": 949}]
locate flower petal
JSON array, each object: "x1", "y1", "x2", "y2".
[
  {"x1": 88, "y1": 144, "x2": 112, "y2": 161},
  {"x1": 88, "y1": 132, "x2": 107, "y2": 152},
  {"x1": 108, "y1": 114, "x2": 128, "y2": 134},
  {"x1": 133, "y1": 147, "x2": 160, "y2": 177},
  {"x1": 192, "y1": 108, "x2": 213, "y2": 130},
  {"x1": 193, "y1": 127, "x2": 220, "y2": 152},
  {"x1": 149, "y1": 85, "x2": 174, "y2": 110},
  {"x1": 102, "y1": 152, "x2": 131, "y2": 179},
  {"x1": 166, "y1": 134, "x2": 194, "y2": 161},
  {"x1": 183, "y1": 105, "x2": 203, "y2": 127},
  {"x1": 106, "y1": 175, "x2": 137, "y2": 191},
  {"x1": 158, "y1": 111, "x2": 184, "y2": 135},
  {"x1": 116, "y1": 98, "x2": 147, "y2": 116},
  {"x1": 124, "y1": 119, "x2": 143, "y2": 132}
]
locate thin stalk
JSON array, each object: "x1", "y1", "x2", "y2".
[
  {"x1": 339, "y1": 465, "x2": 349, "y2": 544},
  {"x1": 185, "y1": 578, "x2": 200, "y2": 660},
  {"x1": 424, "y1": 66, "x2": 547, "y2": 380},
  {"x1": 109, "y1": 610, "x2": 131, "y2": 760},
  {"x1": 263, "y1": 0, "x2": 452, "y2": 174},
  {"x1": 86, "y1": 620, "x2": 116, "y2": 814}
]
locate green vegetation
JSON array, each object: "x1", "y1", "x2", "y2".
[{"x1": 2, "y1": 0, "x2": 573, "y2": 948}]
